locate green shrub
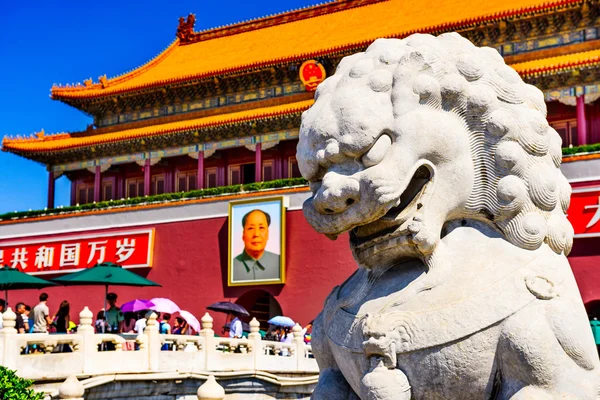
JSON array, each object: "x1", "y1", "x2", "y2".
[
  {"x1": 0, "y1": 366, "x2": 44, "y2": 400},
  {"x1": 562, "y1": 143, "x2": 600, "y2": 156},
  {"x1": 0, "y1": 177, "x2": 308, "y2": 221}
]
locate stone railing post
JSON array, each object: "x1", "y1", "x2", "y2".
[
  {"x1": 0, "y1": 308, "x2": 18, "y2": 369},
  {"x1": 248, "y1": 317, "x2": 261, "y2": 369},
  {"x1": 79, "y1": 306, "x2": 96, "y2": 375},
  {"x1": 144, "y1": 312, "x2": 160, "y2": 372},
  {"x1": 292, "y1": 323, "x2": 305, "y2": 370},
  {"x1": 58, "y1": 375, "x2": 85, "y2": 400},
  {"x1": 200, "y1": 313, "x2": 214, "y2": 371},
  {"x1": 197, "y1": 375, "x2": 224, "y2": 400}
]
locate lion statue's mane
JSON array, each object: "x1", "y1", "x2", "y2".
[{"x1": 303, "y1": 32, "x2": 573, "y2": 255}]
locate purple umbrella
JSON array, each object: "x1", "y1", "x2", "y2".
[
  {"x1": 149, "y1": 298, "x2": 180, "y2": 314},
  {"x1": 121, "y1": 299, "x2": 155, "y2": 313}
]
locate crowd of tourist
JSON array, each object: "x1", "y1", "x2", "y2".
[{"x1": 1, "y1": 292, "x2": 313, "y2": 352}]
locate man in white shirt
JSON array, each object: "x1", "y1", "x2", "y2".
[
  {"x1": 32, "y1": 293, "x2": 52, "y2": 333},
  {"x1": 134, "y1": 312, "x2": 148, "y2": 334},
  {"x1": 229, "y1": 313, "x2": 243, "y2": 338}
]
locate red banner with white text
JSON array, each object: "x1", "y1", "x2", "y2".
[
  {"x1": 0, "y1": 229, "x2": 154, "y2": 275},
  {"x1": 567, "y1": 188, "x2": 600, "y2": 237}
]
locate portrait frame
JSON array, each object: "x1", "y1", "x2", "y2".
[{"x1": 227, "y1": 196, "x2": 286, "y2": 286}]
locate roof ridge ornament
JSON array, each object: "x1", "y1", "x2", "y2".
[{"x1": 176, "y1": 14, "x2": 196, "y2": 42}]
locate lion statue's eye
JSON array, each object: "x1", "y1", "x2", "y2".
[{"x1": 361, "y1": 134, "x2": 392, "y2": 168}]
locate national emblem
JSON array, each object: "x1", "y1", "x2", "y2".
[{"x1": 297, "y1": 33, "x2": 600, "y2": 399}]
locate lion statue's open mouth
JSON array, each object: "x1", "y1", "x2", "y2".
[{"x1": 350, "y1": 163, "x2": 433, "y2": 253}]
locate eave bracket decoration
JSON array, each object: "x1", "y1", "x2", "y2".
[
  {"x1": 135, "y1": 157, "x2": 161, "y2": 167},
  {"x1": 545, "y1": 83, "x2": 600, "y2": 105},
  {"x1": 86, "y1": 163, "x2": 111, "y2": 174}
]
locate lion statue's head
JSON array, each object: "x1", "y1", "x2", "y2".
[{"x1": 297, "y1": 33, "x2": 573, "y2": 270}]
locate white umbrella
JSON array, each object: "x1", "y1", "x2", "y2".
[
  {"x1": 179, "y1": 310, "x2": 200, "y2": 332},
  {"x1": 268, "y1": 316, "x2": 295, "y2": 327}
]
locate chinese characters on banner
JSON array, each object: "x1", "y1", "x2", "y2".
[
  {"x1": 567, "y1": 188, "x2": 600, "y2": 236},
  {"x1": 0, "y1": 229, "x2": 154, "y2": 275}
]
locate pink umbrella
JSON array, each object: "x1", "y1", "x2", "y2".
[
  {"x1": 179, "y1": 310, "x2": 200, "y2": 333},
  {"x1": 149, "y1": 298, "x2": 180, "y2": 314}
]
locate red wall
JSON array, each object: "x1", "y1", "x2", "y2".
[
  {"x1": 9, "y1": 210, "x2": 600, "y2": 330},
  {"x1": 568, "y1": 237, "x2": 600, "y2": 306},
  {"x1": 9, "y1": 210, "x2": 356, "y2": 333}
]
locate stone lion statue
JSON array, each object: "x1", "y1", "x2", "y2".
[{"x1": 297, "y1": 33, "x2": 600, "y2": 399}]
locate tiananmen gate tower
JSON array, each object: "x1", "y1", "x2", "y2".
[{"x1": 2, "y1": 0, "x2": 600, "y2": 329}]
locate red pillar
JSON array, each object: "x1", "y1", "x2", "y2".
[
  {"x1": 144, "y1": 159, "x2": 151, "y2": 196},
  {"x1": 94, "y1": 166, "x2": 101, "y2": 202},
  {"x1": 577, "y1": 95, "x2": 588, "y2": 146},
  {"x1": 255, "y1": 142, "x2": 262, "y2": 182},
  {"x1": 47, "y1": 170, "x2": 55, "y2": 209},
  {"x1": 70, "y1": 180, "x2": 76, "y2": 206},
  {"x1": 197, "y1": 151, "x2": 205, "y2": 190}
]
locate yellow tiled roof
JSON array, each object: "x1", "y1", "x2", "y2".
[
  {"x1": 511, "y1": 48, "x2": 600, "y2": 76},
  {"x1": 2, "y1": 100, "x2": 313, "y2": 153},
  {"x1": 51, "y1": 0, "x2": 581, "y2": 99}
]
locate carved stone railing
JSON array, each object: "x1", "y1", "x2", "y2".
[{"x1": 0, "y1": 307, "x2": 318, "y2": 381}]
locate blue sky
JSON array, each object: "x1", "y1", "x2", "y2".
[{"x1": 0, "y1": 0, "x2": 316, "y2": 214}]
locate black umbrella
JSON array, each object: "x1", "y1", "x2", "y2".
[
  {"x1": 0, "y1": 265, "x2": 57, "y2": 305},
  {"x1": 207, "y1": 301, "x2": 249, "y2": 317}
]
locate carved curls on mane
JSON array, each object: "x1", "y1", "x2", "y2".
[{"x1": 324, "y1": 33, "x2": 572, "y2": 255}]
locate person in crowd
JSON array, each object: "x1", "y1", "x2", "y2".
[
  {"x1": 159, "y1": 313, "x2": 171, "y2": 334},
  {"x1": 134, "y1": 310, "x2": 148, "y2": 334},
  {"x1": 24, "y1": 305, "x2": 34, "y2": 333},
  {"x1": 172, "y1": 317, "x2": 188, "y2": 335},
  {"x1": 15, "y1": 302, "x2": 28, "y2": 334},
  {"x1": 105, "y1": 292, "x2": 124, "y2": 333},
  {"x1": 95, "y1": 310, "x2": 107, "y2": 334},
  {"x1": 122, "y1": 312, "x2": 137, "y2": 333},
  {"x1": 32, "y1": 293, "x2": 52, "y2": 333},
  {"x1": 54, "y1": 300, "x2": 70, "y2": 334},
  {"x1": 280, "y1": 327, "x2": 292, "y2": 344},
  {"x1": 54, "y1": 300, "x2": 72, "y2": 353},
  {"x1": 229, "y1": 312, "x2": 243, "y2": 339},
  {"x1": 95, "y1": 310, "x2": 109, "y2": 351},
  {"x1": 159, "y1": 313, "x2": 172, "y2": 350},
  {"x1": 263, "y1": 326, "x2": 279, "y2": 341},
  {"x1": 121, "y1": 311, "x2": 137, "y2": 351},
  {"x1": 0, "y1": 299, "x2": 5, "y2": 329}
]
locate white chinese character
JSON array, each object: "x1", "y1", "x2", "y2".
[
  {"x1": 585, "y1": 196, "x2": 600, "y2": 229},
  {"x1": 35, "y1": 246, "x2": 55, "y2": 269},
  {"x1": 0, "y1": 249, "x2": 3, "y2": 265},
  {"x1": 116, "y1": 238, "x2": 136, "y2": 263},
  {"x1": 60, "y1": 243, "x2": 81, "y2": 267},
  {"x1": 11, "y1": 248, "x2": 28, "y2": 269},
  {"x1": 87, "y1": 241, "x2": 108, "y2": 265}
]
